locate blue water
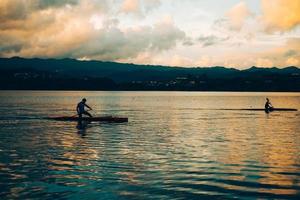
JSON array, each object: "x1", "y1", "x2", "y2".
[{"x1": 0, "y1": 91, "x2": 300, "y2": 199}]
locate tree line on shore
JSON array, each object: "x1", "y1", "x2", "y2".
[{"x1": 0, "y1": 57, "x2": 299, "y2": 91}]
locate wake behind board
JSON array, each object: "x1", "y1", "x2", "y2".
[{"x1": 47, "y1": 116, "x2": 128, "y2": 123}]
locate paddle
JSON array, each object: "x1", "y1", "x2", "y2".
[{"x1": 71, "y1": 113, "x2": 79, "y2": 118}]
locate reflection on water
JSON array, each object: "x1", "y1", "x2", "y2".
[
  {"x1": 0, "y1": 91, "x2": 299, "y2": 199},
  {"x1": 76, "y1": 121, "x2": 90, "y2": 136}
]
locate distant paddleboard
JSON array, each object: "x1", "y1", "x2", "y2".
[
  {"x1": 46, "y1": 116, "x2": 128, "y2": 123},
  {"x1": 218, "y1": 108, "x2": 297, "y2": 112}
]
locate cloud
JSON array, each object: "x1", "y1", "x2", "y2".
[
  {"x1": 121, "y1": 0, "x2": 140, "y2": 13},
  {"x1": 284, "y1": 49, "x2": 298, "y2": 58},
  {"x1": 0, "y1": 0, "x2": 27, "y2": 22},
  {"x1": 147, "y1": 16, "x2": 185, "y2": 51},
  {"x1": 253, "y1": 37, "x2": 300, "y2": 67},
  {"x1": 261, "y1": 0, "x2": 300, "y2": 33},
  {"x1": 145, "y1": 54, "x2": 195, "y2": 67},
  {"x1": 281, "y1": 38, "x2": 300, "y2": 66},
  {"x1": 0, "y1": 0, "x2": 108, "y2": 57},
  {"x1": 73, "y1": 20, "x2": 185, "y2": 61},
  {"x1": 286, "y1": 57, "x2": 299, "y2": 66},
  {"x1": 256, "y1": 58, "x2": 274, "y2": 67},
  {"x1": 182, "y1": 37, "x2": 194, "y2": 46},
  {"x1": 196, "y1": 55, "x2": 213, "y2": 67},
  {"x1": 36, "y1": 0, "x2": 79, "y2": 9},
  {"x1": 120, "y1": 0, "x2": 161, "y2": 16},
  {"x1": 212, "y1": 2, "x2": 258, "y2": 47},
  {"x1": 0, "y1": 0, "x2": 107, "y2": 30},
  {"x1": 198, "y1": 35, "x2": 230, "y2": 47},
  {"x1": 221, "y1": 0, "x2": 300, "y2": 34},
  {"x1": 143, "y1": 0, "x2": 161, "y2": 12},
  {"x1": 0, "y1": 0, "x2": 80, "y2": 20},
  {"x1": 0, "y1": 0, "x2": 185, "y2": 61},
  {"x1": 225, "y1": 1, "x2": 252, "y2": 31},
  {"x1": 1, "y1": 1, "x2": 299, "y2": 68}
]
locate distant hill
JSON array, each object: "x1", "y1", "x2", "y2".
[
  {"x1": 0, "y1": 57, "x2": 299, "y2": 91},
  {"x1": 0, "y1": 57, "x2": 240, "y2": 82}
]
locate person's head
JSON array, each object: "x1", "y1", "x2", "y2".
[
  {"x1": 266, "y1": 98, "x2": 269, "y2": 102},
  {"x1": 82, "y1": 98, "x2": 87, "y2": 102}
]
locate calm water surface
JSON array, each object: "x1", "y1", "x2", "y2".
[{"x1": 0, "y1": 91, "x2": 299, "y2": 199}]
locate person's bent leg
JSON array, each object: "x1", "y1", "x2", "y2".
[
  {"x1": 87, "y1": 111, "x2": 92, "y2": 117},
  {"x1": 83, "y1": 111, "x2": 92, "y2": 117}
]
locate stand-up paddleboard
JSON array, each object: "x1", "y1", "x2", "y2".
[
  {"x1": 218, "y1": 108, "x2": 297, "y2": 112},
  {"x1": 47, "y1": 116, "x2": 128, "y2": 123}
]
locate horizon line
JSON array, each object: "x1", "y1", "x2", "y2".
[{"x1": 1, "y1": 56, "x2": 300, "y2": 70}]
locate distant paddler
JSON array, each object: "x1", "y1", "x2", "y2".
[
  {"x1": 76, "y1": 98, "x2": 93, "y2": 118},
  {"x1": 265, "y1": 98, "x2": 273, "y2": 113}
]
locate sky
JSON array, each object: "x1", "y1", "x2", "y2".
[{"x1": 0, "y1": 0, "x2": 300, "y2": 68}]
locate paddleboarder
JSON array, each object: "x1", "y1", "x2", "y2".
[
  {"x1": 77, "y1": 98, "x2": 93, "y2": 118},
  {"x1": 265, "y1": 98, "x2": 273, "y2": 113}
]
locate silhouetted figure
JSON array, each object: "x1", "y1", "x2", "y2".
[
  {"x1": 77, "y1": 98, "x2": 93, "y2": 118},
  {"x1": 265, "y1": 98, "x2": 273, "y2": 113}
]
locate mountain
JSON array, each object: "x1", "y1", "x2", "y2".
[
  {"x1": 245, "y1": 66, "x2": 300, "y2": 74},
  {"x1": 0, "y1": 57, "x2": 240, "y2": 82},
  {"x1": 0, "y1": 57, "x2": 299, "y2": 91}
]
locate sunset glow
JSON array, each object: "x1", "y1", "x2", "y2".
[{"x1": 1, "y1": 0, "x2": 300, "y2": 68}]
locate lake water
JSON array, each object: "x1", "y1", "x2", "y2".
[{"x1": 0, "y1": 91, "x2": 299, "y2": 199}]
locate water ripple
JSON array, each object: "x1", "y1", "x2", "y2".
[{"x1": 0, "y1": 91, "x2": 300, "y2": 199}]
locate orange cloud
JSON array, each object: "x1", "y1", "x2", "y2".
[
  {"x1": 0, "y1": 0, "x2": 185, "y2": 60},
  {"x1": 225, "y1": 1, "x2": 252, "y2": 31},
  {"x1": 261, "y1": 0, "x2": 300, "y2": 32},
  {"x1": 120, "y1": 0, "x2": 161, "y2": 16},
  {"x1": 121, "y1": 0, "x2": 140, "y2": 13},
  {"x1": 253, "y1": 37, "x2": 300, "y2": 67},
  {"x1": 256, "y1": 58, "x2": 274, "y2": 67},
  {"x1": 286, "y1": 57, "x2": 299, "y2": 66}
]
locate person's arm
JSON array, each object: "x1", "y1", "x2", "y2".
[
  {"x1": 85, "y1": 104, "x2": 92, "y2": 110},
  {"x1": 269, "y1": 102, "x2": 273, "y2": 108}
]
